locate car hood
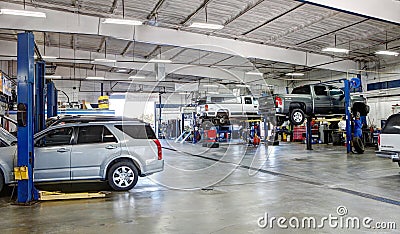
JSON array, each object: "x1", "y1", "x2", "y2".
[{"x1": 0, "y1": 127, "x2": 17, "y2": 146}]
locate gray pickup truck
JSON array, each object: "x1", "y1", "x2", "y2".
[{"x1": 269, "y1": 84, "x2": 369, "y2": 125}]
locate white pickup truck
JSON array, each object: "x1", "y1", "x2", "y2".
[
  {"x1": 197, "y1": 95, "x2": 259, "y2": 125},
  {"x1": 376, "y1": 113, "x2": 400, "y2": 167}
]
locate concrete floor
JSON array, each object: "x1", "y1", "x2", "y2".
[{"x1": 1, "y1": 141, "x2": 399, "y2": 233}]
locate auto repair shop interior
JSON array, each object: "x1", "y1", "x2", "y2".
[{"x1": 0, "y1": 0, "x2": 399, "y2": 233}]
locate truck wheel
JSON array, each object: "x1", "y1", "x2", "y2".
[
  {"x1": 353, "y1": 137, "x2": 365, "y2": 154},
  {"x1": 290, "y1": 109, "x2": 305, "y2": 125},
  {"x1": 276, "y1": 117, "x2": 285, "y2": 126},
  {"x1": 352, "y1": 103, "x2": 369, "y2": 116},
  {"x1": 202, "y1": 120, "x2": 214, "y2": 130}
]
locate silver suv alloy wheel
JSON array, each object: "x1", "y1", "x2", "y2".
[
  {"x1": 113, "y1": 166, "x2": 135, "y2": 188},
  {"x1": 108, "y1": 161, "x2": 139, "y2": 191}
]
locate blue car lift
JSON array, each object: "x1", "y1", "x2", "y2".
[
  {"x1": 35, "y1": 61, "x2": 46, "y2": 133},
  {"x1": 46, "y1": 81, "x2": 58, "y2": 118},
  {"x1": 344, "y1": 79, "x2": 352, "y2": 154},
  {"x1": 16, "y1": 32, "x2": 38, "y2": 204}
]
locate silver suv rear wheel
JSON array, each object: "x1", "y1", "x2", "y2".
[{"x1": 107, "y1": 161, "x2": 138, "y2": 191}]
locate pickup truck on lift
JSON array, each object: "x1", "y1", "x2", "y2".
[
  {"x1": 272, "y1": 84, "x2": 369, "y2": 125},
  {"x1": 197, "y1": 95, "x2": 259, "y2": 126}
]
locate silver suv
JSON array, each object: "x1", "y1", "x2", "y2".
[{"x1": 0, "y1": 120, "x2": 164, "y2": 192}]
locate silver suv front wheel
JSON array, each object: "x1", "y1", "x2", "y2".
[{"x1": 107, "y1": 161, "x2": 139, "y2": 191}]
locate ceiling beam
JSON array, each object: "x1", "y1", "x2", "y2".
[
  {"x1": 180, "y1": 0, "x2": 213, "y2": 25},
  {"x1": 298, "y1": 0, "x2": 400, "y2": 25},
  {"x1": 147, "y1": 0, "x2": 167, "y2": 20},
  {"x1": 0, "y1": 1, "x2": 356, "y2": 72},
  {"x1": 224, "y1": 0, "x2": 265, "y2": 26},
  {"x1": 109, "y1": 0, "x2": 119, "y2": 14},
  {"x1": 242, "y1": 3, "x2": 305, "y2": 35},
  {"x1": 295, "y1": 19, "x2": 369, "y2": 46},
  {"x1": 121, "y1": 41, "x2": 133, "y2": 56}
]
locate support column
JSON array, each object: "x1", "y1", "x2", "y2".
[
  {"x1": 306, "y1": 116, "x2": 313, "y2": 150},
  {"x1": 344, "y1": 79, "x2": 352, "y2": 154},
  {"x1": 46, "y1": 81, "x2": 57, "y2": 118},
  {"x1": 16, "y1": 32, "x2": 37, "y2": 204},
  {"x1": 35, "y1": 61, "x2": 45, "y2": 133}
]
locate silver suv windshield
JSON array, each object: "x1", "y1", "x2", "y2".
[{"x1": 0, "y1": 127, "x2": 17, "y2": 146}]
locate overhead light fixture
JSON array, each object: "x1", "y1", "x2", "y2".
[
  {"x1": 45, "y1": 75, "x2": 62, "y2": 79},
  {"x1": 178, "y1": 92, "x2": 188, "y2": 95},
  {"x1": 322, "y1": 47, "x2": 350, "y2": 54},
  {"x1": 0, "y1": 9, "x2": 46, "y2": 18},
  {"x1": 41, "y1": 56, "x2": 58, "y2": 59},
  {"x1": 129, "y1": 75, "x2": 146, "y2": 79},
  {"x1": 236, "y1": 84, "x2": 250, "y2": 88},
  {"x1": 94, "y1": 58, "x2": 117, "y2": 63},
  {"x1": 149, "y1": 59, "x2": 172, "y2": 63},
  {"x1": 86, "y1": 76, "x2": 105, "y2": 80},
  {"x1": 116, "y1": 68, "x2": 130, "y2": 73},
  {"x1": 188, "y1": 22, "x2": 224, "y2": 30},
  {"x1": 208, "y1": 91, "x2": 220, "y2": 94},
  {"x1": 246, "y1": 71, "x2": 263, "y2": 76},
  {"x1": 102, "y1": 18, "x2": 142, "y2": 26},
  {"x1": 286, "y1": 72, "x2": 305, "y2": 76},
  {"x1": 203, "y1": 84, "x2": 219, "y2": 87},
  {"x1": 280, "y1": 78, "x2": 305, "y2": 81},
  {"x1": 375, "y1": 50, "x2": 399, "y2": 56}
]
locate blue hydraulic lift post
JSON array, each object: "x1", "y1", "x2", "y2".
[
  {"x1": 344, "y1": 79, "x2": 352, "y2": 153},
  {"x1": 16, "y1": 32, "x2": 37, "y2": 203},
  {"x1": 46, "y1": 81, "x2": 57, "y2": 118},
  {"x1": 35, "y1": 61, "x2": 46, "y2": 133}
]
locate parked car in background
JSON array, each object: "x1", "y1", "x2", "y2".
[
  {"x1": 271, "y1": 84, "x2": 369, "y2": 125},
  {"x1": 197, "y1": 95, "x2": 259, "y2": 125},
  {"x1": 376, "y1": 113, "x2": 400, "y2": 167},
  {"x1": 0, "y1": 119, "x2": 164, "y2": 193}
]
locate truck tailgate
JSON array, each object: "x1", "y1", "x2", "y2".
[{"x1": 379, "y1": 134, "x2": 400, "y2": 152}]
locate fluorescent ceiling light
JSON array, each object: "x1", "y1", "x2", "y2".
[
  {"x1": 246, "y1": 71, "x2": 263, "y2": 76},
  {"x1": 94, "y1": 58, "x2": 117, "y2": 63},
  {"x1": 281, "y1": 78, "x2": 305, "y2": 81},
  {"x1": 208, "y1": 91, "x2": 220, "y2": 94},
  {"x1": 236, "y1": 84, "x2": 250, "y2": 88},
  {"x1": 0, "y1": 9, "x2": 46, "y2": 18},
  {"x1": 189, "y1": 22, "x2": 224, "y2": 30},
  {"x1": 149, "y1": 59, "x2": 172, "y2": 63},
  {"x1": 116, "y1": 68, "x2": 130, "y2": 73},
  {"x1": 286, "y1": 72, "x2": 305, "y2": 76},
  {"x1": 203, "y1": 84, "x2": 219, "y2": 87},
  {"x1": 375, "y1": 50, "x2": 399, "y2": 56},
  {"x1": 45, "y1": 75, "x2": 62, "y2": 79},
  {"x1": 102, "y1": 18, "x2": 142, "y2": 26},
  {"x1": 178, "y1": 92, "x2": 188, "y2": 95},
  {"x1": 41, "y1": 56, "x2": 58, "y2": 59},
  {"x1": 129, "y1": 76, "x2": 146, "y2": 79},
  {"x1": 86, "y1": 77, "x2": 105, "y2": 80},
  {"x1": 322, "y1": 47, "x2": 350, "y2": 53}
]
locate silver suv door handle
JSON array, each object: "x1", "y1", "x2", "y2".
[
  {"x1": 105, "y1": 145, "x2": 117, "y2": 150},
  {"x1": 57, "y1": 148, "x2": 70, "y2": 153}
]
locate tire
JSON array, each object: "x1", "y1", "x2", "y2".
[
  {"x1": 289, "y1": 109, "x2": 305, "y2": 125},
  {"x1": 352, "y1": 103, "x2": 369, "y2": 116},
  {"x1": 107, "y1": 161, "x2": 139, "y2": 191},
  {"x1": 0, "y1": 170, "x2": 4, "y2": 194},
  {"x1": 353, "y1": 137, "x2": 365, "y2": 154},
  {"x1": 276, "y1": 117, "x2": 285, "y2": 126},
  {"x1": 201, "y1": 120, "x2": 214, "y2": 130}
]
